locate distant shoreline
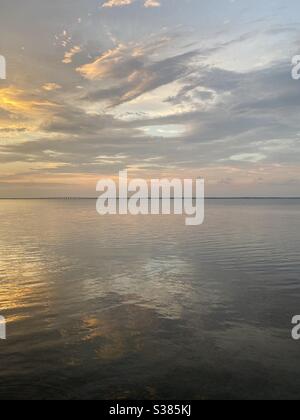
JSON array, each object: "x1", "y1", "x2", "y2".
[{"x1": 0, "y1": 197, "x2": 300, "y2": 200}]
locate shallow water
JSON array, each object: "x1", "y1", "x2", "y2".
[{"x1": 0, "y1": 199, "x2": 300, "y2": 400}]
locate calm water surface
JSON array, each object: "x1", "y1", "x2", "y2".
[{"x1": 0, "y1": 199, "x2": 300, "y2": 400}]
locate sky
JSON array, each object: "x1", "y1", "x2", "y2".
[{"x1": 0, "y1": 0, "x2": 300, "y2": 197}]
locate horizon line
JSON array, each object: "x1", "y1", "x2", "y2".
[{"x1": 0, "y1": 197, "x2": 300, "y2": 200}]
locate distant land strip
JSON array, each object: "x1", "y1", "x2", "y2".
[{"x1": 0, "y1": 197, "x2": 300, "y2": 200}]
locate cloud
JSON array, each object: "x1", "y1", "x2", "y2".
[
  {"x1": 63, "y1": 46, "x2": 82, "y2": 64},
  {"x1": 229, "y1": 153, "x2": 267, "y2": 163},
  {"x1": 42, "y1": 83, "x2": 62, "y2": 91},
  {"x1": 144, "y1": 0, "x2": 161, "y2": 7},
  {"x1": 0, "y1": 86, "x2": 61, "y2": 133},
  {"x1": 102, "y1": 0, "x2": 135, "y2": 6},
  {"x1": 102, "y1": 0, "x2": 161, "y2": 8},
  {"x1": 78, "y1": 38, "x2": 199, "y2": 107}
]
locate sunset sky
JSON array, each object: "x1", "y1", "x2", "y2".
[{"x1": 0, "y1": 0, "x2": 300, "y2": 197}]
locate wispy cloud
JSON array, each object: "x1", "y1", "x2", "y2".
[
  {"x1": 63, "y1": 46, "x2": 82, "y2": 64},
  {"x1": 102, "y1": 0, "x2": 161, "y2": 8},
  {"x1": 78, "y1": 37, "x2": 198, "y2": 107}
]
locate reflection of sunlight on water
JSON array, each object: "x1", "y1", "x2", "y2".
[
  {"x1": 0, "y1": 229, "x2": 70, "y2": 331},
  {"x1": 0, "y1": 244, "x2": 47, "y2": 315}
]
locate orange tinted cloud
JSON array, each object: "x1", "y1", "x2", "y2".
[{"x1": 0, "y1": 86, "x2": 58, "y2": 117}]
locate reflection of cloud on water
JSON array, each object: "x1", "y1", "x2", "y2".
[
  {"x1": 76, "y1": 256, "x2": 197, "y2": 368},
  {"x1": 81, "y1": 303, "x2": 165, "y2": 363},
  {"x1": 82, "y1": 316, "x2": 127, "y2": 361},
  {"x1": 109, "y1": 257, "x2": 193, "y2": 320}
]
